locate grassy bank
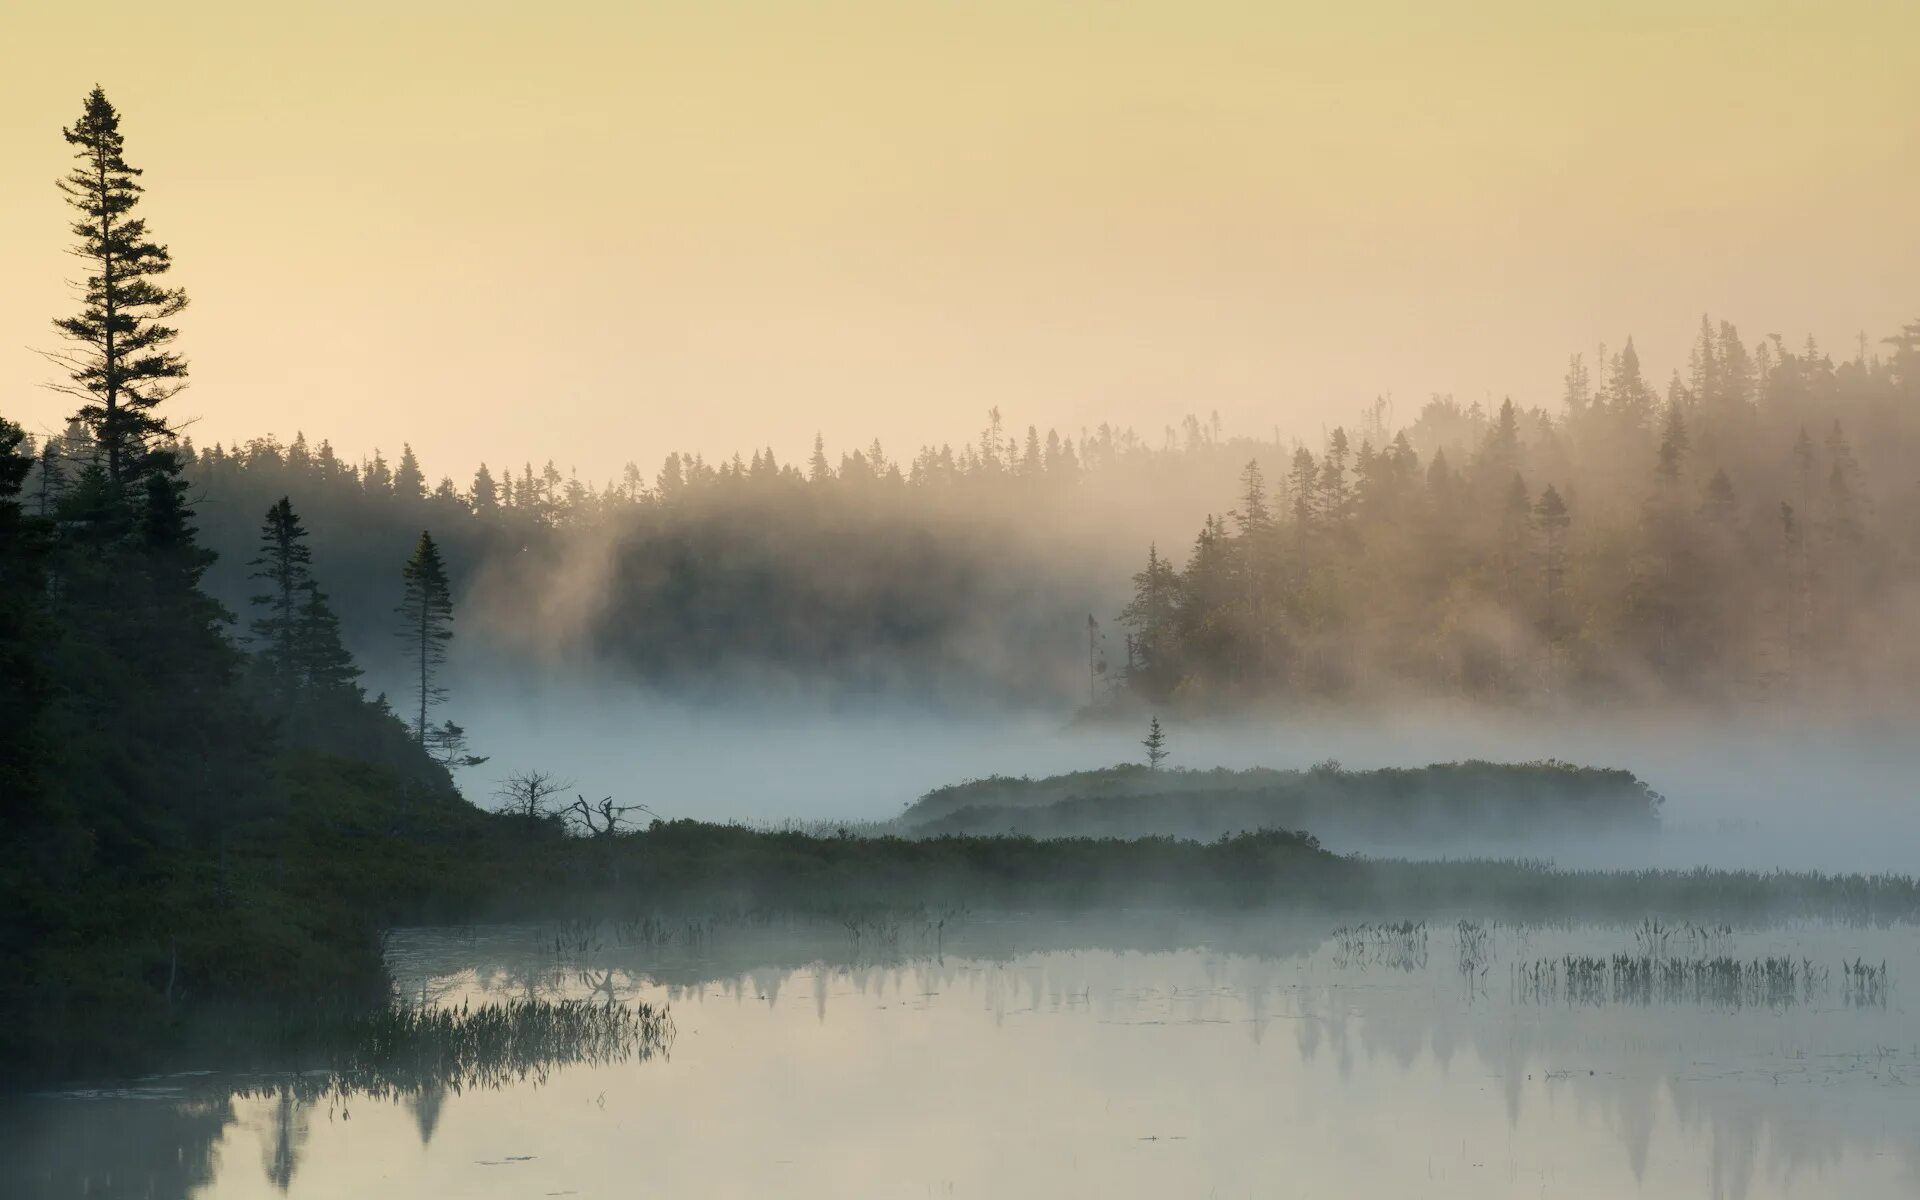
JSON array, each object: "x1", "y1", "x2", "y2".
[
  {"x1": 900, "y1": 761, "x2": 1664, "y2": 845},
  {"x1": 10, "y1": 753, "x2": 1918, "y2": 1085}
]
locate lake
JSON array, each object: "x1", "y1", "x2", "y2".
[{"x1": 8, "y1": 912, "x2": 1917, "y2": 1198}]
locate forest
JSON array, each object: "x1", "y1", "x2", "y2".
[{"x1": 21, "y1": 313, "x2": 1920, "y2": 708}]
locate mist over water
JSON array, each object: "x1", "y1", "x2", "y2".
[{"x1": 436, "y1": 670, "x2": 1920, "y2": 875}]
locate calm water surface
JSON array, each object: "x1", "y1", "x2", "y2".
[{"x1": 10, "y1": 913, "x2": 1919, "y2": 1198}]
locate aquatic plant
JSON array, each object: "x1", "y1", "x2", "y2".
[
  {"x1": 1456, "y1": 920, "x2": 1493, "y2": 976},
  {"x1": 234, "y1": 998, "x2": 674, "y2": 1103},
  {"x1": 1841, "y1": 958, "x2": 1890, "y2": 1008},
  {"x1": 1511, "y1": 953, "x2": 1867, "y2": 1010},
  {"x1": 1331, "y1": 921, "x2": 1428, "y2": 971}
]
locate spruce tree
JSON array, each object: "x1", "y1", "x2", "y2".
[
  {"x1": 394, "y1": 444, "x2": 426, "y2": 502},
  {"x1": 1143, "y1": 716, "x2": 1169, "y2": 770},
  {"x1": 33, "y1": 440, "x2": 67, "y2": 518},
  {"x1": 249, "y1": 497, "x2": 314, "y2": 692},
  {"x1": 396, "y1": 530, "x2": 455, "y2": 741},
  {"x1": 48, "y1": 88, "x2": 188, "y2": 495},
  {"x1": 1655, "y1": 403, "x2": 1690, "y2": 486},
  {"x1": 1119, "y1": 544, "x2": 1182, "y2": 698},
  {"x1": 294, "y1": 581, "x2": 361, "y2": 692},
  {"x1": 470, "y1": 463, "x2": 499, "y2": 514},
  {"x1": 136, "y1": 448, "x2": 236, "y2": 690}
]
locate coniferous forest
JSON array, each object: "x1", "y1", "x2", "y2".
[
  {"x1": 6, "y1": 86, "x2": 1920, "y2": 1092},
  {"x1": 29, "y1": 307, "x2": 1915, "y2": 707}
]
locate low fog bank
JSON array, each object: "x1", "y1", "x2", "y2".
[{"x1": 427, "y1": 674, "x2": 1920, "y2": 876}]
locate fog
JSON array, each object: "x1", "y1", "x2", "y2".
[{"x1": 434, "y1": 670, "x2": 1920, "y2": 876}]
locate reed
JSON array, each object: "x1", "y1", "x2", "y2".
[
  {"x1": 1512, "y1": 953, "x2": 1851, "y2": 1009},
  {"x1": 232, "y1": 997, "x2": 674, "y2": 1103}
]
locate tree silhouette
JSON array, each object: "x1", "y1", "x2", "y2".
[
  {"x1": 250, "y1": 498, "x2": 314, "y2": 694},
  {"x1": 294, "y1": 581, "x2": 361, "y2": 693},
  {"x1": 396, "y1": 530, "x2": 454, "y2": 742},
  {"x1": 47, "y1": 88, "x2": 188, "y2": 494},
  {"x1": 1143, "y1": 716, "x2": 1169, "y2": 770}
]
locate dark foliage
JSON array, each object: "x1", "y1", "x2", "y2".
[{"x1": 901, "y1": 761, "x2": 1664, "y2": 846}]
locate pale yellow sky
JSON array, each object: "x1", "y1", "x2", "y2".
[{"x1": 3, "y1": 1, "x2": 1915, "y2": 480}]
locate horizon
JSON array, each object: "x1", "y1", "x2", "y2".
[{"x1": 5, "y1": 0, "x2": 1916, "y2": 481}]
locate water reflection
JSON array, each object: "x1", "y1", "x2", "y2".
[
  {"x1": 0, "y1": 998, "x2": 671, "y2": 1200},
  {"x1": 2, "y1": 1093, "x2": 233, "y2": 1199},
  {"x1": 6, "y1": 913, "x2": 1917, "y2": 1198}
]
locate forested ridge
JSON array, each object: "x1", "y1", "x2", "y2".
[
  {"x1": 22, "y1": 311, "x2": 1919, "y2": 707},
  {"x1": 1, "y1": 89, "x2": 481, "y2": 1077}
]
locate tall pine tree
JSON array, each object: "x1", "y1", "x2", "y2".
[
  {"x1": 396, "y1": 531, "x2": 455, "y2": 741},
  {"x1": 250, "y1": 498, "x2": 314, "y2": 694},
  {"x1": 48, "y1": 88, "x2": 188, "y2": 495}
]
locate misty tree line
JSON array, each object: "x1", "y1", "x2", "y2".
[
  {"x1": 52, "y1": 310, "x2": 1909, "y2": 708},
  {"x1": 1113, "y1": 325, "x2": 1920, "y2": 705},
  {"x1": 14, "y1": 85, "x2": 1920, "y2": 709}
]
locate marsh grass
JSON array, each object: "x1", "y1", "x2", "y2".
[
  {"x1": 1331, "y1": 921, "x2": 1428, "y2": 971},
  {"x1": 1456, "y1": 920, "x2": 1494, "y2": 977},
  {"x1": 226, "y1": 997, "x2": 674, "y2": 1103},
  {"x1": 1842, "y1": 958, "x2": 1890, "y2": 1008},
  {"x1": 1514, "y1": 953, "x2": 1840, "y2": 1009}
]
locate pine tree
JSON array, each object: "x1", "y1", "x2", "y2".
[
  {"x1": 1689, "y1": 314, "x2": 1721, "y2": 409},
  {"x1": 1119, "y1": 544, "x2": 1182, "y2": 698},
  {"x1": 293, "y1": 580, "x2": 361, "y2": 692},
  {"x1": 1885, "y1": 317, "x2": 1920, "y2": 398},
  {"x1": 364, "y1": 450, "x2": 394, "y2": 496},
  {"x1": 1143, "y1": 716, "x2": 1169, "y2": 770},
  {"x1": 1287, "y1": 447, "x2": 1318, "y2": 528},
  {"x1": 1562, "y1": 354, "x2": 1592, "y2": 422},
  {"x1": 424, "y1": 719, "x2": 486, "y2": 770},
  {"x1": 249, "y1": 497, "x2": 314, "y2": 692},
  {"x1": 134, "y1": 448, "x2": 239, "y2": 699},
  {"x1": 33, "y1": 440, "x2": 67, "y2": 518},
  {"x1": 1718, "y1": 322, "x2": 1754, "y2": 408},
  {"x1": 1700, "y1": 469, "x2": 1737, "y2": 529},
  {"x1": 396, "y1": 530, "x2": 455, "y2": 742},
  {"x1": 393, "y1": 444, "x2": 426, "y2": 502},
  {"x1": 1232, "y1": 459, "x2": 1272, "y2": 665},
  {"x1": 1479, "y1": 399, "x2": 1522, "y2": 489},
  {"x1": 1318, "y1": 429, "x2": 1351, "y2": 525},
  {"x1": 48, "y1": 88, "x2": 188, "y2": 495},
  {"x1": 1233, "y1": 459, "x2": 1270, "y2": 536},
  {"x1": 1607, "y1": 338, "x2": 1655, "y2": 430},
  {"x1": 1655, "y1": 402, "x2": 1690, "y2": 486}
]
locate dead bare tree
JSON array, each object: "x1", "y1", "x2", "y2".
[
  {"x1": 494, "y1": 769, "x2": 569, "y2": 821},
  {"x1": 563, "y1": 794, "x2": 654, "y2": 838}
]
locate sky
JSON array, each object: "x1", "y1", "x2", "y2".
[{"x1": 3, "y1": 0, "x2": 1916, "y2": 483}]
